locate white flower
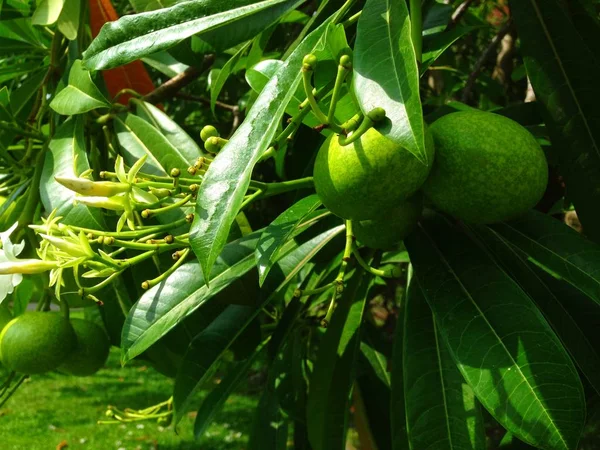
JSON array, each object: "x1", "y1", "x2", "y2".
[{"x1": 0, "y1": 222, "x2": 25, "y2": 303}]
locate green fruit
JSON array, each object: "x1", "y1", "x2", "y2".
[
  {"x1": 58, "y1": 319, "x2": 110, "y2": 376},
  {"x1": 423, "y1": 111, "x2": 548, "y2": 224},
  {"x1": 353, "y1": 194, "x2": 422, "y2": 249},
  {"x1": 0, "y1": 312, "x2": 77, "y2": 374},
  {"x1": 313, "y1": 127, "x2": 434, "y2": 220},
  {"x1": 0, "y1": 305, "x2": 13, "y2": 332}
]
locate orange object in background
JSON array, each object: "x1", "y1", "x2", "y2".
[{"x1": 89, "y1": 0, "x2": 156, "y2": 104}]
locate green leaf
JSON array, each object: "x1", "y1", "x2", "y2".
[
  {"x1": 210, "y1": 40, "x2": 251, "y2": 114},
  {"x1": 50, "y1": 60, "x2": 109, "y2": 115},
  {"x1": 141, "y1": 51, "x2": 189, "y2": 77},
  {"x1": 82, "y1": 0, "x2": 304, "y2": 70},
  {"x1": 40, "y1": 118, "x2": 107, "y2": 229},
  {"x1": 405, "y1": 215, "x2": 585, "y2": 450},
  {"x1": 31, "y1": 0, "x2": 64, "y2": 25},
  {"x1": 113, "y1": 112, "x2": 195, "y2": 175},
  {"x1": 391, "y1": 272, "x2": 409, "y2": 450},
  {"x1": 421, "y1": 26, "x2": 479, "y2": 74},
  {"x1": 122, "y1": 223, "x2": 343, "y2": 364},
  {"x1": 306, "y1": 270, "x2": 370, "y2": 450},
  {"x1": 0, "y1": 86, "x2": 11, "y2": 121},
  {"x1": 353, "y1": 0, "x2": 428, "y2": 164},
  {"x1": 491, "y1": 210, "x2": 600, "y2": 308},
  {"x1": 473, "y1": 225, "x2": 600, "y2": 396},
  {"x1": 511, "y1": 0, "x2": 600, "y2": 242},
  {"x1": 189, "y1": 18, "x2": 333, "y2": 283},
  {"x1": 10, "y1": 69, "x2": 46, "y2": 119},
  {"x1": 403, "y1": 276, "x2": 486, "y2": 450},
  {"x1": 120, "y1": 232, "x2": 260, "y2": 363},
  {"x1": 247, "y1": 344, "x2": 290, "y2": 450},
  {"x1": 194, "y1": 338, "x2": 267, "y2": 440},
  {"x1": 173, "y1": 305, "x2": 257, "y2": 423},
  {"x1": 56, "y1": 0, "x2": 80, "y2": 40},
  {"x1": 255, "y1": 194, "x2": 322, "y2": 286},
  {"x1": 132, "y1": 100, "x2": 204, "y2": 162}
]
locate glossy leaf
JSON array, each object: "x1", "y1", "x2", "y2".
[
  {"x1": 40, "y1": 118, "x2": 107, "y2": 229},
  {"x1": 210, "y1": 41, "x2": 251, "y2": 114},
  {"x1": 82, "y1": 0, "x2": 303, "y2": 70},
  {"x1": 353, "y1": 0, "x2": 428, "y2": 164},
  {"x1": 121, "y1": 232, "x2": 260, "y2": 363},
  {"x1": 405, "y1": 215, "x2": 585, "y2": 450},
  {"x1": 173, "y1": 305, "x2": 257, "y2": 423},
  {"x1": 189, "y1": 18, "x2": 333, "y2": 283},
  {"x1": 133, "y1": 100, "x2": 204, "y2": 162},
  {"x1": 194, "y1": 339, "x2": 267, "y2": 440},
  {"x1": 403, "y1": 276, "x2": 485, "y2": 450},
  {"x1": 391, "y1": 270, "x2": 409, "y2": 450},
  {"x1": 57, "y1": 0, "x2": 80, "y2": 40},
  {"x1": 255, "y1": 194, "x2": 322, "y2": 285},
  {"x1": 31, "y1": 0, "x2": 64, "y2": 25},
  {"x1": 248, "y1": 342, "x2": 291, "y2": 450},
  {"x1": 511, "y1": 0, "x2": 600, "y2": 242},
  {"x1": 113, "y1": 112, "x2": 195, "y2": 175},
  {"x1": 306, "y1": 270, "x2": 370, "y2": 450},
  {"x1": 122, "y1": 223, "x2": 343, "y2": 364},
  {"x1": 421, "y1": 26, "x2": 479, "y2": 74},
  {"x1": 491, "y1": 210, "x2": 600, "y2": 307},
  {"x1": 473, "y1": 224, "x2": 600, "y2": 396},
  {"x1": 50, "y1": 60, "x2": 110, "y2": 115}
]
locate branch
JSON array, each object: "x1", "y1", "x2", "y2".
[
  {"x1": 142, "y1": 55, "x2": 215, "y2": 104},
  {"x1": 174, "y1": 93, "x2": 238, "y2": 112},
  {"x1": 461, "y1": 19, "x2": 514, "y2": 104},
  {"x1": 447, "y1": 0, "x2": 476, "y2": 30}
]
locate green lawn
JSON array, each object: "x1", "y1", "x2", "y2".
[{"x1": 0, "y1": 349, "x2": 259, "y2": 450}]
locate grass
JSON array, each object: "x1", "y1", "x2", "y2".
[{"x1": 0, "y1": 348, "x2": 260, "y2": 450}]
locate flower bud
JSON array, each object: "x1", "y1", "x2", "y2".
[
  {"x1": 55, "y1": 177, "x2": 130, "y2": 197},
  {"x1": 0, "y1": 259, "x2": 59, "y2": 274}
]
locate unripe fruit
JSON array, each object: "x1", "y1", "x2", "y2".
[
  {"x1": 200, "y1": 125, "x2": 219, "y2": 142},
  {"x1": 313, "y1": 127, "x2": 434, "y2": 220},
  {"x1": 0, "y1": 312, "x2": 77, "y2": 374},
  {"x1": 353, "y1": 194, "x2": 423, "y2": 249},
  {"x1": 58, "y1": 319, "x2": 110, "y2": 376},
  {"x1": 0, "y1": 305, "x2": 12, "y2": 332},
  {"x1": 423, "y1": 111, "x2": 548, "y2": 224}
]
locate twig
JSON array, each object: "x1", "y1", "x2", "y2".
[
  {"x1": 461, "y1": 19, "x2": 514, "y2": 104},
  {"x1": 174, "y1": 93, "x2": 238, "y2": 112},
  {"x1": 447, "y1": 0, "x2": 476, "y2": 30},
  {"x1": 229, "y1": 106, "x2": 241, "y2": 138},
  {"x1": 143, "y1": 55, "x2": 215, "y2": 104}
]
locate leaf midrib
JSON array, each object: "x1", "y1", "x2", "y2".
[
  {"x1": 122, "y1": 255, "x2": 256, "y2": 361},
  {"x1": 528, "y1": 0, "x2": 599, "y2": 158},
  {"x1": 433, "y1": 317, "x2": 455, "y2": 449},
  {"x1": 498, "y1": 222, "x2": 600, "y2": 305},
  {"x1": 418, "y1": 225, "x2": 570, "y2": 450}
]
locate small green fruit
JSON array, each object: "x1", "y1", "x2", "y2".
[
  {"x1": 58, "y1": 319, "x2": 110, "y2": 376},
  {"x1": 313, "y1": 127, "x2": 434, "y2": 220},
  {"x1": 0, "y1": 312, "x2": 77, "y2": 374},
  {"x1": 200, "y1": 125, "x2": 219, "y2": 142},
  {"x1": 0, "y1": 305, "x2": 13, "y2": 332},
  {"x1": 353, "y1": 194, "x2": 422, "y2": 249},
  {"x1": 423, "y1": 111, "x2": 548, "y2": 224}
]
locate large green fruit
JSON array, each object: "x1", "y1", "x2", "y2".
[
  {"x1": 313, "y1": 127, "x2": 434, "y2": 220},
  {"x1": 423, "y1": 111, "x2": 548, "y2": 224},
  {"x1": 59, "y1": 319, "x2": 110, "y2": 376},
  {"x1": 0, "y1": 305, "x2": 13, "y2": 332},
  {"x1": 0, "y1": 312, "x2": 77, "y2": 374},
  {"x1": 353, "y1": 194, "x2": 423, "y2": 249}
]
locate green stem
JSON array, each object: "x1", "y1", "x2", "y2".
[
  {"x1": 141, "y1": 194, "x2": 193, "y2": 219},
  {"x1": 352, "y1": 247, "x2": 400, "y2": 278},
  {"x1": 142, "y1": 248, "x2": 190, "y2": 290},
  {"x1": 0, "y1": 121, "x2": 45, "y2": 141},
  {"x1": 338, "y1": 108, "x2": 386, "y2": 146},
  {"x1": 240, "y1": 189, "x2": 264, "y2": 210},
  {"x1": 327, "y1": 56, "x2": 352, "y2": 124},
  {"x1": 342, "y1": 11, "x2": 361, "y2": 28},
  {"x1": 302, "y1": 69, "x2": 330, "y2": 125},
  {"x1": 410, "y1": 0, "x2": 423, "y2": 63},
  {"x1": 250, "y1": 177, "x2": 314, "y2": 197},
  {"x1": 16, "y1": 149, "x2": 45, "y2": 235},
  {"x1": 81, "y1": 271, "x2": 123, "y2": 295}
]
